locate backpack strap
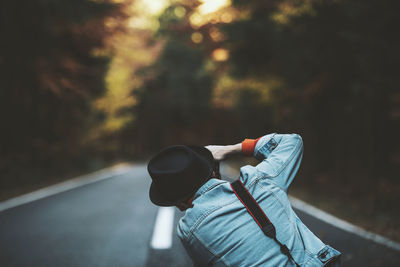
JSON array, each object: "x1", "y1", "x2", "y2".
[{"x1": 230, "y1": 179, "x2": 300, "y2": 267}]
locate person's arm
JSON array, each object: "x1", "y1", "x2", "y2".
[
  {"x1": 251, "y1": 133, "x2": 303, "y2": 192},
  {"x1": 206, "y1": 133, "x2": 303, "y2": 191},
  {"x1": 205, "y1": 143, "x2": 242, "y2": 161},
  {"x1": 205, "y1": 136, "x2": 261, "y2": 160}
]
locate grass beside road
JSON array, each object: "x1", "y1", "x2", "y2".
[{"x1": 290, "y1": 183, "x2": 400, "y2": 243}]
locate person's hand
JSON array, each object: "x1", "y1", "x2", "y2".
[
  {"x1": 205, "y1": 143, "x2": 241, "y2": 161},
  {"x1": 205, "y1": 145, "x2": 230, "y2": 161}
]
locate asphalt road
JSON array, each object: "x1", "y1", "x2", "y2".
[{"x1": 0, "y1": 164, "x2": 399, "y2": 267}]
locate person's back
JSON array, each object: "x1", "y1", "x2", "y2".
[{"x1": 147, "y1": 133, "x2": 341, "y2": 266}]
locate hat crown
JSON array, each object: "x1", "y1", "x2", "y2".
[
  {"x1": 148, "y1": 146, "x2": 192, "y2": 176},
  {"x1": 147, "y1": 145, "x2": 214, "y2": 206}
]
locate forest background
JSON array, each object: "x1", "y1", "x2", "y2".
[{"x1": 1, "y1": 0, "x2": 399, "y2": 241}]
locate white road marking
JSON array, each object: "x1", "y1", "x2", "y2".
[
  {"x1": 0, "y1": 163, "x2": 135, "y2": 212},
  {"x1": 151, "y1": 207, "x2": 175, "y2": 249},
  {"x1": 289, "y1": 196, "x2": 400, "y2": 252}
]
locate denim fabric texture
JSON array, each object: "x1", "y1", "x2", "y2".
[{"x1": 177, "y1": 133, "x2": 341, "y2": 266}]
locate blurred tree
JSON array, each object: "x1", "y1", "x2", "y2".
[
  {"x1": 124, "y1": 2, "x2": 217, "y2": 154},
  {"x1": 130, "y1": 40, "x2": 213, "y2": 152},
  {"x1": 0, "y1": 0, "x2": 395, "y2": 237},
  {"x1": 223, "y1": 0, "x2": 400, "y2": 184},
  {"x1": 0, "y1": 0, "x2": 125, "y2": 179},
  {"x1": 123, "y1": 0, "x2": 270, "y2": 154}
]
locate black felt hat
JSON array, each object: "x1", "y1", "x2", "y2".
[{"x1": 147, "y1": 145, "x2": 214, "y2": 206}]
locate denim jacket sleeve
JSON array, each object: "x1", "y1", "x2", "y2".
[{"x1": 253, "y1": 133, "x2": 303, "y2": 192}]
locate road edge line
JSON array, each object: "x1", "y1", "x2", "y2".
[
  {"x1": 0, "y1": 163, "x2": 136, "y2": 212},
  {"x1": 289, "y1": 196, "x2": 400, "y2": 252}
]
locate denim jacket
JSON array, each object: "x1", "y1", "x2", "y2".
[{"x1": 177, "y1": 133, "x2": 341, "y2": 266}]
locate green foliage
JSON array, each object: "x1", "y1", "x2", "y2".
[
  {"x1": 223, "y1": 0, "x2": 400, "y2": 181},
  {"x1": 124, "y1": 2, "x2": 399, "y2": 237},
  {"x1": 1, "y1": 1, "x2": 399, "y2": 227},
  {"x1": 130, "y1": 38, "x2": 213, "y2": 152},
  {"x1": 0, "y1": 0, "x2": 121, "y2": 173}
]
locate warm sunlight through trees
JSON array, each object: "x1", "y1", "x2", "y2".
[{"x1": 1, "y1": 0, "x2": 399, "y2": 240}]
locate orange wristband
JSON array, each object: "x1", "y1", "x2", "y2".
[{"x1": 242, "y1": 137, "x2": 261, "y2": 155}]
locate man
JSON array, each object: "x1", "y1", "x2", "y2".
[{"x1": 147, "y1": 133, "x2": 341, "y2": 266}]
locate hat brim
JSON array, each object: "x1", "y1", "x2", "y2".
[
  {"x1": 149, "y1": 146, "x2": 214, "y2": 206},
  {"x1": 149, "y1": 182, "x2": 178, "y2": 206}
]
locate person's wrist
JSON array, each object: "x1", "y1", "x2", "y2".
[
  {"x1": 242, "y1": 138, "x2": 260, "y2": 155},
  {"x1": 230, "y1": 143, "x2": 242, "y2": 154}
]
